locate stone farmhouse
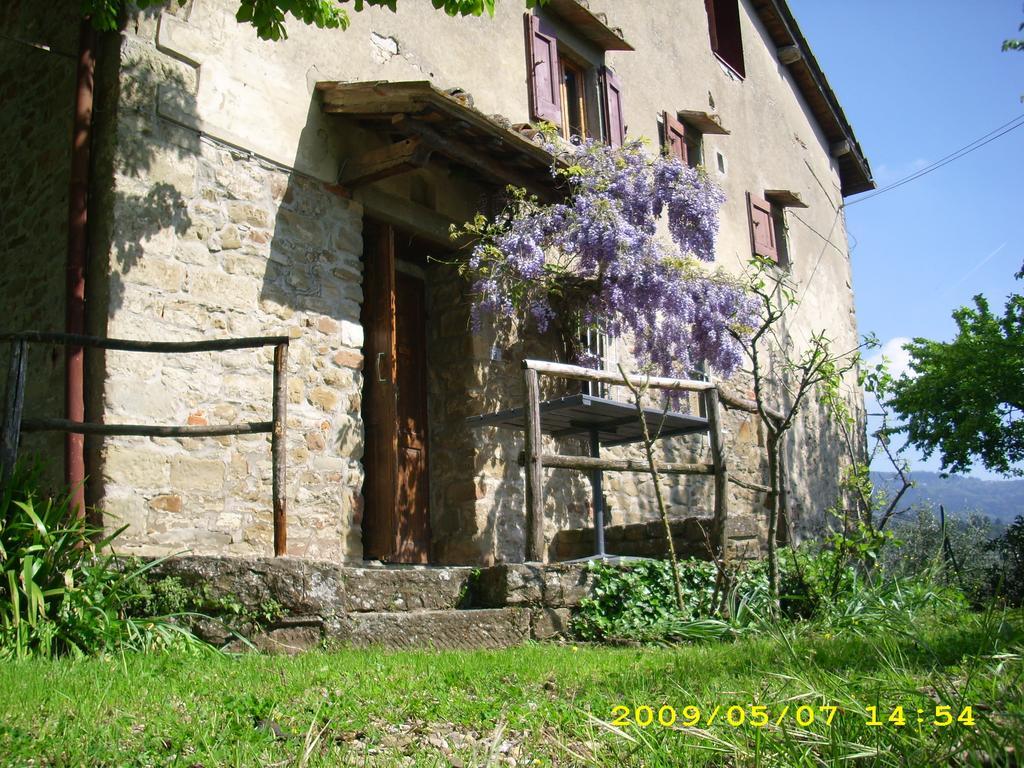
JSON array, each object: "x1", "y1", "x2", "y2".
[{"x1": 2, "y1": 0, "x2": 873, "y2": 569}]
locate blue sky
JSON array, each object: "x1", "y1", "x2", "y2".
[{"x1": 788, "y1": 0, "x2": 1024, "y2": 478}]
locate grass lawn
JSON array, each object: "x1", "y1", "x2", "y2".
[{"x1": 1, "y1": 609, "x2": 1022, "y2": 767}]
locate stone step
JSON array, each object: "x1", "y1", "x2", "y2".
[
  {"x1": 145, "y1": 556, "x2": 597, "y2": 651},
  {"x1": 336, "y1": 607, "x2": 531, "y2": 650},
  {"x1": 475, "y1": 563, "x2": 594, "y2": 609},
  {"x1": 243, "y1": 608, "x2": 531, "y2": 653},
  {"x1": 148, "y1": 555, "x2": 476, "y2": 615}
]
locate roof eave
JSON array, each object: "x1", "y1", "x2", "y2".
[{"x1": 750, "y1": 0, "x2": 875, "y2": 196}]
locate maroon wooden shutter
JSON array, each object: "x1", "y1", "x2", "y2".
[
  {"x1": 525, "y1": 14, "x2": 562, "y2": 126},
  {"x1": 663, "y1": 111, "x2": 687, "y2": 164},
  {"x1": 705, "y1": 0, "x2": 745, "y2": 77},
  {"x1": 705, "y1": 0, "x2": 719, "y2": 51},
  {"x1": 600, "y1": 66, "x2": 625, "y2": 147},
  {"x1": 748, "y1": 193, "x2": 778, "y2": 262}
]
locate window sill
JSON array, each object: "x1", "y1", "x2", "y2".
[{"x1": 713, "y1": 53, "x2": 745, "y2": 82}]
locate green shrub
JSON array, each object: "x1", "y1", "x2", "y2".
[
  {"x1": 573, "y1": 558, "x2": 775, "y2": 642},
  {"x1": 882, "y1": 505, "x2": 999, "y2": 605},
  {"x1": 574, "y1": 524, "x2": 963, "y2": 644},
  {"x1": 987, "y1": 515, "x2": 1024, "y2": 606},
  {"x1": 776, "y1": 523, "x2": 893, "y2": 619},
  {"x1": 0, "y1": 460, "x2": 204, "y2": 658}
]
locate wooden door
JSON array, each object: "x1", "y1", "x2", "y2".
[
  {"x1": 361, "y1": 222, "x2": 431, "y2": 563},
  {"x1": 394, "y1": 271, "x2": 430, "y2": 563},
  {"x1": 361, "y1": 222, "x2": 398, "y2": 561}
]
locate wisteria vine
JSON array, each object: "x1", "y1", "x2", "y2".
[{"x1": 460, "y1": 138, "x2": 756, "y2": 379}]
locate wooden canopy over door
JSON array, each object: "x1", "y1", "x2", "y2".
[{"x1": 361, "y1": 221, "x2": 431, "y2": 563}]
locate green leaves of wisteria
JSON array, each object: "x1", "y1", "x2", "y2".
[{"x1": 82, "y1": 0, "x2": 546, "y2": 40}]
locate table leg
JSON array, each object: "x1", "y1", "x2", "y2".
[{"x1": 590, "y1": 429, "x2": 606, "y2": 558}]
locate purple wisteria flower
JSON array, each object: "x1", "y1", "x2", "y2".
[{"x1": 465, "y1": 139, "x2": 755, "y2": 379}]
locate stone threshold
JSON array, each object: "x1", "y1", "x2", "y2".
[{"x1": 146, "y1": 555, "x2": 597, "y2": 652}]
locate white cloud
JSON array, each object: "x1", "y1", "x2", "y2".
[
  {"x1": 866, "y1": 336, "x2": 914, "y2": 380},
  {"x1": 873, "y1": 158, "x2": 930, "y2": 186}
]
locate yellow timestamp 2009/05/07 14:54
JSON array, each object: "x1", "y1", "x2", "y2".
[{"x1": 609, "y1": 704, "x2": 976, "y2": 729}]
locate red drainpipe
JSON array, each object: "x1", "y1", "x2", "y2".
[{"x1": 66, "y1": 19, "x2": 95, "y2": 519}]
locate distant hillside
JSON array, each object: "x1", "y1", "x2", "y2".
[{"x1": 871, "y1": 472, "x2": 1024, "y2": 524}]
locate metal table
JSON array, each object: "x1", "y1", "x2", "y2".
[{"x1": 467, "y1": 393, "x2": 709, "y2": 558}]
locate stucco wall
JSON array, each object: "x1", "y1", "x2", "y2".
[
  {"x1": 0, "y1": 0, "x2": 78, "y2": 485},
  {"x1": 89, "y1": 0, "x2": 866, "y2": 563}
]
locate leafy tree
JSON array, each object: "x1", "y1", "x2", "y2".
[
  {"x1": 886, "y1": 23, "x2": 1024, "y2": 477},
  {"x1": 881, "y1": 504, "x2": 998, "y2": 604},
  {"x1": 82, "y1": 0, "x2": 542, "y2": 41},
  {"x1": 830, "y1": 350, "x2": 915, "y2": 533},
  {"x1": 887, "y1": 288, "x2": 1024, "y2": 477},
  {"x1": 732, "y1": 257, "x2": 863, "y2": 602},
  {"x1": 1004, "y1": 19, "x2": 1023, "y2": 51}
]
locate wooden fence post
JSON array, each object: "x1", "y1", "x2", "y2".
[
  {"x1": 523, "y1": 364, "x2": 545, "y2": 562},
  {"x1": 272, "y1": 342, "x2": 288, "y2": 557},
  {"x1": 1, "y1": 341, "x2": 27, "y2": 485},
  {"x1": 705, "y1": 386, "x2": 729, "y2": 562}
]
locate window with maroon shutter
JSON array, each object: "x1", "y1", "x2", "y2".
[
  {"x1": 524, "y1": 14, "x2": 562, "y2": 126},
  {"x1": 663, "y1": 111, "x2": 688, "y2": 164},
  {"x1": 705, "y1": 0, "x2": 745, "y2": 78},
  {"x1": 600, "y1": 66, "x2": 625, "y2": 147},
  {"x1": 748, "y1": 193, "x2": 778, "y2": 262}
]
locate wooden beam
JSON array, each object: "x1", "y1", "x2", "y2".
[
  {"x1": 337, "y1": 137, "x2": 433, "y2": 187},
  {"x1": 830, "y1": 139, "x2": 853, "y2": 157},
  {"x1": 777, "y1": 44, "x2": 802, "y2": 65},
  {"x1": 354, "y1": 186, "x2": 468, "y2": 248},
  {"x1": 728, "y1": 476, "x2": 771, "y2": 494},
  {"x1": 0, "y1": 332, "x2": 289, "y2": 353},
  {"x1": 318, "y1": 80, "x2": 556, "y2": 168},
  {"x1": 705, "y1": 388, "x2": 730, "y2": 561},
  {"x1": 272, "y1": 342, "x2": 288, "y2": 557},
  {"x1": 20, "y1": 418, "x2": 273, "y2": 437},
  {"x1": 523, "y1": 452, "x2": 715, "y2": 476},
  {"x1": 718, "y1": 387, "x2": 784, "y2": 423},
  {"x1": 319, "y1": 82, "x2": 424, "y2": 116},
  {"x1": 523, "y1": 359, "x2": 714, "y2": 393},
  {"x1": 1, "y1": 341, "x2": 27, "y2": 485},
  {"x1": 523, "y1": 366, "x2": 545, "y2": 562},
  {"x1": 392, "y1": 115, "x2": 555, "y2": 201}
]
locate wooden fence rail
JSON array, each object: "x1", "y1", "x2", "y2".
[
  {"x1": 520, "y1": 358, "x2": 778, "y2": 562},
  {"x1": 0, "y1": 332, "x2": 290, "y2": 557}
]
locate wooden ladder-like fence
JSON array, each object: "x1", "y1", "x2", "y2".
[
  {"x1": 520, "y1": 359, "x2": 779, "y2": 562},
  {"x1": 0, "y1": 332, "x2": 291, "y2": 556}
]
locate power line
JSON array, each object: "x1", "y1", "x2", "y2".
[
  {"x1": 789, "y1": 207, "x2": 843, "y2": 321},
  {"x1": 846, "y1": 113, "x2": 1024, "y2": 207}
]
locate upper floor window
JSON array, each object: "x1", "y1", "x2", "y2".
[
  {"x1": 705, "y1": 0, "x2": 745, "y2": 78},
  {"x1": 684, "y1": 129, "x2": 704, "y2": 168},
  {"x1": 560, "y1": 53, "x2": 588, "y2": 138},
  {"x1": 524, "y1": 14, "x2": 626, "y2": 146},
  {"x1": 580, "y1": 327, "x2": 618, "y2": 399},
  {"x1": 748, "y1": 193, "x2": 780, "y2": 264},
  {"x1": 662, "y1": 111, "x2": 723, "y2": 169},
  {"x1": 749, "y1": 190, "x2": 806, "y2": 268},
  {"x1": 662, "y1": 112, "x2": 703, "y2": 168}
]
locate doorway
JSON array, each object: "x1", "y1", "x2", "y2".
[{"x1": 361, "y1": 221, "x2": 432, "y2": 563}]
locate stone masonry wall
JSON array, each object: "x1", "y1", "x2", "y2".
[
  {"x1": 93, "y1": 28, "x2": 366, "y2": 561},
  {"x1": 0, "y1": 1, "x2": 78, "y2": 484},
  {"x1": 85, "y1": 0, "x2": 867, "y2": 566}
]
